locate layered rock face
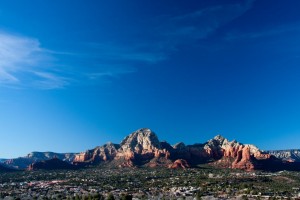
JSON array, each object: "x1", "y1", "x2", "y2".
[
  {"x1": 73, "y1": 129, "x2": 171, "y2": 167},
  {"x1": 6, "y1": 128, "x2": 293, "y2": 171},
  {"x1": 71, "y1": 129, "x2": 273, "y2": 171},
  {"x1": 73, "y1": 143, "x2": 120, "y2": 164},
  {"x1": 116, "y1": 128, "x2": 160, "y2": 160},
  {"x1": 203, "y1": 135, "x2": 272, "y2": 171},
  {"x1": 168, "y1": 159, "x2": 190, "y2": 169},
  {"x1": 116, "y1": 128, "x2": 171, "y2": 165}
]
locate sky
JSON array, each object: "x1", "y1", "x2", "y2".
[{"x1": 1, "y1": 0, "x2": 300, "y2": 158}]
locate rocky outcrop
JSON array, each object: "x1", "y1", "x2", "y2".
[
  {"x1": 266, "y1": 149, "x2": 300, "y2": 162},
  {"x1": 4, "y1": 152, "x2": 76, "y2": 169},
  {"x1": 115, "y1": 128, "x2": 171, "y2": 166},
  {"x1": 116, "y1": 128, "x2": 160, "y2": 159},
  {"x1": 168, "y1": 159, "x2": 190, "y2": 169},
  {"x1": 28, "y1": 158, "x2": 78, "y2": 171},
  {"x1": 202, "y1": 135, "x2": 271, "y2": 171},
  {"x1": 73, "y1": 142, "x2": 120, "y2": 164}
]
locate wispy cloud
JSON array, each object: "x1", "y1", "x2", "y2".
[
  {"x1": 69, "y1": 42, "x2": 168, "y2": 82},
  {"x1": 32, "y1": 71, "x2": 70, "y2": 89},
  {"x1": 86, "y1": 66, "x2": 136, "y2": 80},
  {"x1": 0, "y1": 31, "x2": 69, "y2": 89},
  {"x1": 0, "y1": 1, "x2": 256, "y2": 89},
  {"x1": 0, "y1": 32, "x2": 41, "y2": 83}
]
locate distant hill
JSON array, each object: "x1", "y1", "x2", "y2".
[
  {"x1": 0, "y1": 163, "x2": 15, "y2": 172},
  {"x1": 4, "y1": 152, "x2": 76, "y2": 169},
  {"x1": 28, "y1": 158, "x2": 78, "y2": 170},
  {"x1": 266, "y1": 149, "x2": 300, "y2": 162}
]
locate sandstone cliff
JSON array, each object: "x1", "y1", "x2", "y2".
[
  {"x1": 73, "y1": 142, "x2": 120, "y2": 164},
  {"x1": 71, "y1": 129, "x2": 274, "y2": 171}
]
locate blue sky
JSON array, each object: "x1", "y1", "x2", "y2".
[{"x1": 1, "y1": 0, "x2": 300, "y2": 158}]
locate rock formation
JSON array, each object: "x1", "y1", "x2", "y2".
[
  {"x1": 5, "y1": 128, "x2": 299, "y2": 172},
  {"x1": 115, "y1": 128, "x2": 171, "y2": 165},
  {"x1": 202, "y1": 135, "x2": 271, "y2": 171},
  {"x1": 71, "y1": 129, "x2": 274, "y2": 171},
  {"x1": 168, "y1": 159, "x2": 190, "y2": 169},
  {"x1": 73, "y1": 142, "x2": 120, "y2": 164}
]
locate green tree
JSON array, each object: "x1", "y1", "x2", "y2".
[
  {"x1": 196, "y1": 191, "x2": 203, "y2": 200},
  {"x1": 121, "y1": 193, "x2": 133, "y2": 200},
  {"x1": 92, "y1": 193, "x2": 104, "y2": 200},
  {"x1": 75, "y1": 194, "x2": 80, "y2": 200},
  {"x1": 106, "y1": 193, "x2": 115, "y2": 200}
]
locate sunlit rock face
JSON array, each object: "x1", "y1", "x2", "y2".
[
  {"x1": 2, "y1": 128, "x2": 293, "y2": 171},
  {"x1": 115, "y1": 128, "x2": 172, "y2": 166},
  {"x1": 73, "y1": 142, "x2": 120, "y2": 163},
  {"x1": 205, "y1": 135, "x2": 272, "y2": 171},
  {"x1": 116, "y1": 128, "x2": 160, "y2": 159},
  {"x1": 168, "y1": 159, "x2": 190, "y2": 169},
  {"x1": 71, "y1": 129, "x2": 274, "y2": 171}
]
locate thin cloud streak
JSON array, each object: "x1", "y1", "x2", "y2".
[
  {"x1": 0, "y1": 32, "x2": 42, "y2": 83},
  {"x1": 32, "y1": 71, "x2": 70, "y2": 89},
  {"x1": 86, "y1": 67, "x2": 136, "y2": 80},
  {"x1": 0, "y1": 31, "x2": 68, "y2": 89},
  {"x1": 0, "y1": 1, "x2": 256, "y2": 89}
]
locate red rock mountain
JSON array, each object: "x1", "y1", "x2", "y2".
[
  {"x1": 73, "y1": 142, "x2": 120, "y2": 163},
  {"x1": 72, "y1": 128, "x2": 276, "y2": 171},
  {"x1": 3, "y1": 128, "x2": 299, "y2": 171}
]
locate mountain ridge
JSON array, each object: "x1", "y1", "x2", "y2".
[
  {"x1": 1, "y1": 128, "x2": 300, "y2": 171},
  {"x1": 3, "y1": 152, "x2": 77, "y2": 169},
  {"x1": 71, "y1": 128, "x2": 284, "y2": 171}
]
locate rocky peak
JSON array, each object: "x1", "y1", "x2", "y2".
[
  {"x1": 246, "y1": 144, "x2": 260, "y2": 154},
  {"x1": 103, "y1": 142, "x2": 120, "y2": 149},
  {"x1": 213, "y1": 135, "x2": 229, "y2": 145},
  {"x1": 120, "y1": 128, "x2": 160, "y2": 152},
  {"x1": 173, "y1": 142, "x2": 186, "y2": 150},
  {"x1": 205, "y1": 135, "x2": 229, "y2": 148},
  {"x1": 214, "y1": 134, "x2": 225, "y2": 141}
]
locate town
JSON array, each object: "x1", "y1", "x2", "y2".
[{"x1": 1, "y1": 165, "x2": 300, "y2": 199}]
